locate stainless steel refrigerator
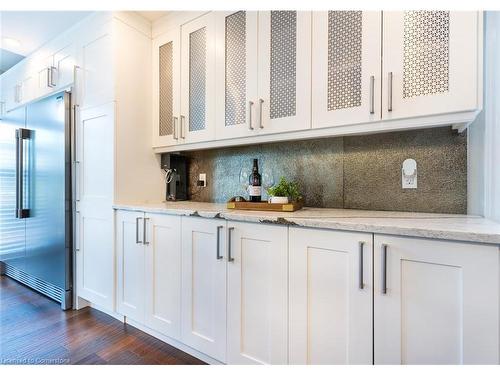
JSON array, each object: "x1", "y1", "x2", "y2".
[{"x1": 0, "y1": 91, "x2": 72, "y2": 309}]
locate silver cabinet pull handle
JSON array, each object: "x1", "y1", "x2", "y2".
[
  {"x1": 49, "y1": 66, "x2": 57, "y2": 87},
  {"x1": 259, "y1": 98, "x2": 264, "y2": 129},
  {"x1": 369, "y1": 76, "x2": 375, "y2": 114},
  {"x1": 173, "y1": 116, "x2": 178, "y2": 140},
  {"x1": 143, "y1": 217, "x2": 150, "y2": 245},
  {"x1": 228, "y1": 227, "x2": 235, "y2": 262},
  {"x1": 136, "y1": 217, "x2": 143, "y2": 244},
  {"x1": 180, "y1": 115, "x2": 186, "y2": 139},
  {"x1": 74, "y1": 161, "x2": 81, "y2": 202},
  {"x1": 75, "y1": 211, "x2": 80, "y2": 251},
  {"x1": 248, "y1": 101, "x2": 254, "y2": 130},
  {"x1": 382, "y1": 244, "x2": 388, "y2": 294},
  {"x1": 359, "y1": 241, "x2": 365, "y2": 289},
  {"x1": 216, "y1": 225, "x2": 223, "y2": 260},
  {"x1": 387, "y1": 72, "x2": 393, "y2": 112}
]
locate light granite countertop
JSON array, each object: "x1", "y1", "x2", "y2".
[{"x1": 113, "y1": 201, "x2": 500, "y2": 245}]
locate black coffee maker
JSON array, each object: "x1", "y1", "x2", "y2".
[{"x1": 161, "y1": 154, "x2": 188, "y2": 201}]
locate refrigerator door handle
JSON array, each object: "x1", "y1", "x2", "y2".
[
  {"x1": 15, "y1": 128, "x2": 31, "y2": 218},
  {"x1": 15, "y1": 130, "x2": 20, "y2": 218}
]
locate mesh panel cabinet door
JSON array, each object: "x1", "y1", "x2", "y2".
[
  {"x1": 152, "y1": 28, "x2": 181, "y2": 148},
  {"x1": 382, "y1": 11, "x2": 481, "y2": 121},
  {"x1": 215, "y1": 11, "x2": 258, "y2": 140},
  {"x1": 257, "y1": 11, "x2": 312, "y2": 134},
  {"x1": 312, "y1": 11, "x2": 382, "y2": 129},
  {"x1": 180, "y1": 13, "x2": 216, "y2": 144}
]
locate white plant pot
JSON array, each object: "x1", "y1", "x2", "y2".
[{"x1": 269, "y1": 196, "x2": 289, "y2": 204}]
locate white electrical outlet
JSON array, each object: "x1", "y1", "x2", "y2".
[
  {"x1": 199, "y1": 173, "x2": 207, "y2": 187},
  {"x1": 402, "y1": 159, "x2": 417, "y2": 189}
]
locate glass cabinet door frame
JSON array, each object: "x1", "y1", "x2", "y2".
[
  {"x1": 257, "y1": 11, "x2": 312, "y2": 135},
  {"x1": 312, "y1": 11, "x2": 382, "y2": 129},
  {"x1": 381, "y1": 11, "x2": 480, "y2": 121},
  {"x1": 180, "y1": 13, "x2": 216, "y2": 144},
  {"x1": 152, "y1": 28, "x2": 181, "y2": 148},
  {"x1": 214, "y1": 11, "x2": 259, "y2": 140}
]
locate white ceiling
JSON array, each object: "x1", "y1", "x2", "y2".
[
  {"x1": 136, "y1": 11, "x2": 169, "y2": 22},
  {"x1": 0, "y1": 11, "x2": 92, "y2": 57}
]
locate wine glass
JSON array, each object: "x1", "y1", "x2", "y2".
[
  {"x1": 239, "y1": 168, "x2": 250, "y2": 196},
  {"x1": 262, "y1": 170, "x2": 275, "y2": 201}
]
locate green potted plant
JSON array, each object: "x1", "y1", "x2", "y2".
[{"x1": 266, "y1": 177, "x2": 302, "y2": 204}]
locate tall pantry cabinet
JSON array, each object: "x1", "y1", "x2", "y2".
[{"x1": 74, "y1": 12, "x2": 164, "y2": 311}]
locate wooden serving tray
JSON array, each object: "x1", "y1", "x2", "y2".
[{"x1": 226, "y1": 200, "x2": 303, "y2": 212}]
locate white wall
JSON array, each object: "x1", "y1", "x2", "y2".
[{"x1": 468, "y1": 11, "x2": 500, "y2": 221}]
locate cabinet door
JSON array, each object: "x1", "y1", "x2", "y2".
[
  {"x1": 227, "y1": 222, "x2": 288, "y2": 364},
  {"x1": 78, "y1": 20, "x2": 113, "y2": 109},
  {"x1": 144, "y1": 213, "x2": 181, "y2": 339},
  {"x1": 382, "y1": 11, "x2": 480, "y2": 120},
  {"x1": 181, "y1": 217, "x2": 227, "y2": 362},
  {"x1": 37, "y1": 54, "x2": 55, "y2": 99},
  {"x1": 180, "y1": 13, "x2": 216, "y2": 144},
  {"x1": 53, "y1": 43, "x2": 77, "y2": 89},
  {"x1": 215, "y1": 11, "x2": 258, "y2": 140},
  {"x1": 152, "y1": 29, "x2": 181, "y2": 147},
  {"x1": 116, "y1": 210, "x2": 145, "y2": 323},
  {"x1": 374, "y1": 235, "x2": 499, "y2": 364},
  {"x1": 75, "y1": 103, "x2": 115, "y2": 310},
  {"x1": 257, "y1": 11, "x2": 311, "y2": 134},
  {"x1": 312, "y1": 11, "x2": 382, "y2": 128},
  {"x1": 289, "y1": 228, "x2": 373, "y2": 364}
]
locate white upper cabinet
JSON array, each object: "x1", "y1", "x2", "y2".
[
  {"x1": 152, "y1": 10, "x2": 482, "y2": 152},
  {"x1": 214, "y1": 11, "x2": 311, "y2": 139},
  {"x1": 215, "y1": 11, "x2": 258, "y2": 140},
  {"x1": 382, "y1": 11, "x2": 480, "y2": 120},
  {"x1": 312, "y1": 11, "x2": 382, "y2": 128},
  {"x1": 152, "y1": 28, "x2": 181, "y2": 147},
  {"x1": 180, "y1": 12, "x2": 216, "y2": 144},
  {"x1": 374, "y1": 235, "x2": 499, "y2": 364},
  {"x1": 52, "y1": 42, "x2": 77, "y2": 90},
  {"x1": 77, "y1": 20, "x2": 113, "y2": 109},
  {"x1": 257, "y1": 11, "x2": 312, "y2": 134}
]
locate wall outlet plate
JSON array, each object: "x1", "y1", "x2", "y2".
[
  {"x1": 198, "y1": 173, "x2": 207, "y2": 187},
  {"x1": 402, "y1": 159, "x2": 417, "y2": 189}
]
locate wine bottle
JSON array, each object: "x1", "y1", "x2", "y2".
[{"x1": 248, "y1": 159, "x2": 262, "y2": 202}]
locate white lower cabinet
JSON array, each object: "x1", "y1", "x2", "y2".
[
  {"x1": 116, "y1": 210, "x2": 145, "y2": 321},
  {"x1": 144, "y1": 213, "x2": 182, "y2": 339},
  {"x1": 374, "y1": 235, "x2": 499, "y2": 364},
  {"x1": 226, "y1": 221, "x2": 288, "y2": 364},
  {"x1": 116, "y1": 210, "x2": 182, "y2": 339},
  {"x1": 181, "y1": 217, "x2": 227, "y2": 362},
  {"x1": 112, "y1": 211, "x2": 499, "y2": 365},
  {"x1": 289, "y1": 227, "x2": 373, "y2": 364}
]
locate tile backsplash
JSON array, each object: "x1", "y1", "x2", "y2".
[{"x1": 182, "y1": 127, "x2": 467, "y2": 214}]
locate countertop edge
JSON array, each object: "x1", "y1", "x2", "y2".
[{"x1": 112, "y1": 204, "x2": 500, "y2": 246}]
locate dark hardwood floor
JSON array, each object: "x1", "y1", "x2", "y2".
[{"x1": 0, "y1": 275, "x2": 206, "y2": 365}]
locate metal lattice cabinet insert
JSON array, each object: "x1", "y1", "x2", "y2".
[
  {"x1": 270, "y1": 11, "x2": 297, "y2": 119},
  {"x1": 327, "y1": 11, "x2": 363, "y2": 111},
  {"x1": 403, "y1": 11, "x2": 450, "y2": 98},
  {"x1": 225, "y1": 11, "x2": 247, "y2": 127},
  {"x1": 159, "y1": 42, "x2": 173, "y2": 136},
  {"x1": 189, "y1": 27, "x2": 207, "y2": 132}
]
